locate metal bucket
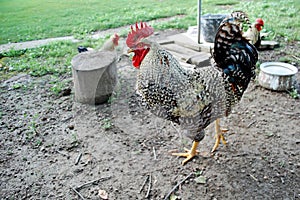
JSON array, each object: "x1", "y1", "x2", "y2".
[
  {"x1": 201, "y1": 14, "x2": 227, "y2": 43},
  {"x1": 258, "y1": 62, "x2": 298, "y2": 91}
]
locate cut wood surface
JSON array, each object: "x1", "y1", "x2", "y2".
[
  {"x1": 160, "y1": 38, "x2": 211, "y2": 67},
  {"x1": 71, "y1": 50, "x2": 117, "y2": 104},
  {"x1": 259, "y1": 40, "x2": 280, "y2": 50}
]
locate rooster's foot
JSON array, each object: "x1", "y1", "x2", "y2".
[
  {"x1": 172, "y1": 141, "x2": 199, "y2": 165},
  {"x1": 211, "y1": 119, "x2": 228, "y2": 153}
]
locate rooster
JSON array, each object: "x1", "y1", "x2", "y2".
[{"x1": 126, "y1": 19, "x2": 258, "y2": 165}]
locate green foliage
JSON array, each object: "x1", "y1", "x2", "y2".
[
  {"x1": 0, "y1": 0, "x2": 299, "y2": 82},
  {"x1": 35, "y1": 139, "x2": 43, "y2": 147},
  {"x1": 25, "y1": 113, "x2": 39, "y2": 142},
  {"x1": 154, "y1": 16, "x2": 193, "y2": 30},
  {"x1": 101, "y1": 118, "x2": 112, "y2": 130},
  {"x1": 49, "y1": 76, "x2": 71, "y2": 95},
  {"x1": 1, "y1": 41, "x2": 76, "y2": 77},
  {"x1": 29, "y1": 113, "x2": 39, "y2": 132},
  {"x1": 0, "y1": 0, "x2": 195, "y2": 44},
  {"x1": 234, "y1": 0, "x2": 299, "y2": 41},
  {"x1": 0, "y1": 49, "x2": 26, "y2": 58},
  {"x1": 71, "y1": 133, "x2": 78, "y2": 143},
  {"x1": 202, "y1": 0, "x2": 299, "y2": 41},
  {"x1": 0, "y1": 0, "x2": 298, "y2": 44},
  {"x1": 289, "y1": 86, "x2": 299, "y2": 99},
  {"x1": 12, "y1": 83, "x2": 28, "y2": 90},
  {"x1": 0, "y1": 37, "x2": 110, "y2": 79}
]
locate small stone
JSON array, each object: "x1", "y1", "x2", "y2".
[
  {"x1": 68, "y1": 124, "x2": 74, "y2": 130},
  {"x1": 98, "y1": 189, "x2": 108, "y2": 199},
  {"x1": 195, "y1": 176, "x2": 206, "y2": 184}
]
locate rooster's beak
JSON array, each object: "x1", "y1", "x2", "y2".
[{"x1": 127, "y1": 49, "x2": 134, "y2": 53}]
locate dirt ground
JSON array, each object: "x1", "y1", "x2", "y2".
[{"x1": 0, "y1": 30, "x2": 299, "y2": 200}]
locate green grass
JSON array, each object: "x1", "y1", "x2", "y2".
[
  {"x1": 0, "y1": 0, "x2": 194, "y2": 44},
  {"x1": 1, "y1": 0, "x2": 298, "y2": 44},
  {"x1": 154, "y1": 0, "x2": 299, "y2": 41},
  {"x1": 49, "y1": 76, "x2": 71, "y2": 95},
  {"x1": 0, "y1": 33, "x2": 121, "y2": 87},
  {"x1": 0, "y1": 0, "x2": 299, "y2": 82},
  {"x1": 235, "y1": 0, "x2": 299, "y2": 41},
  {"x1": 1, "y1": 41, "x2": 75, "y2": 77},
  {"x1": 0, "y1": 37, "x2": 108, "y2": 81}
]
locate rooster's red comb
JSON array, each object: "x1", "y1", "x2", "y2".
[
  {"x1": 126, "y1": 22, "x2": 154, "y2": 48},
  {"x1": 255, "y1": 18, "x2": 264, "y2": 26},
  {"x1": 112, "y1": 33, "x2": 120, "y2": 46}
]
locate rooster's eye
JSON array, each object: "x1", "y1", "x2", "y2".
[{"x1": 137, "y1": 43, "x2": 144, "y2": 48}]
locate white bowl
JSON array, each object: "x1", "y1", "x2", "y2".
[{"x1": 258, "y1": 62, "x2": 298, "y2": 91}]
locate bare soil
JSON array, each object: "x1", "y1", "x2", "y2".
[{"x1": 0, "y1": 30, "x2": 299, "y2": 200}]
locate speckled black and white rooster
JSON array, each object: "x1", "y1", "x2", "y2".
[{"x1": 126, "y1": 15, "x2": 258, "y2": 165}]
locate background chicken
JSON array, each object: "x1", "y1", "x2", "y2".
[
  {"x1": 77, "y1": 33, "x2": 119, "y2": 53},
  {"x1": 100, "y1": 33, "x2": 120, "y2": 51},
  {"x1": 227, "y1": 11, "x2": 264, "y2": 48},
  {"x1": 126, "y1": 19, "x2": 258, "y2": 165},
  {"x1": 243, "y1": 17, "x2": 264, "y2": 48}
]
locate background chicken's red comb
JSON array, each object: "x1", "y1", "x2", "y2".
[
  {"x1": 126, "y1": 22, "x2": 154, "y2": 48},
  {"x1": 255, "y1": 18, "x2": 264, "y2": 26}
]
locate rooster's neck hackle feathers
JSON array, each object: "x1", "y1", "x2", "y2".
[{"x1": 224, "y1": 10, "x2": 251, "y2": 28}]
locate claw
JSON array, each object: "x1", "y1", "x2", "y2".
[{"x1": 172, "y1": 141, "x2": 199, "y2": 165}]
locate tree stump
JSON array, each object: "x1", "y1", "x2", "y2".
[{"x1": 71, "y1": 50, "x2": 117, "y2": 104}]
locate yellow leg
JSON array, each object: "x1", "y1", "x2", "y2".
[
  {"x1": 172, "y1": 141, "x2": 199, "y2": 165},
  {"x1": 211, "y1": 118, "x2": 228, "y2": 152}
]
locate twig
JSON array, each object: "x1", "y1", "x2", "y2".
[
  {"x1": 282, "y1": 111, "x2": 299, "y2": 116},
  {"x1": 76, "y1": 176, "x2": 112, "y2": 190},
  {"x1": 164, "y1": 172, "x2": 194, "y2": 200},
  {"x1": 155, "y1": 119, "x2": 161, "y2": 134},
  {"x1": 145, "y1": 173, "x2": 152, "y2": 198},
  {"x1": 75, "y1": 152, "x2": 82, "y2": 165},
  {"x1": 57, "y1": 150, "x2": 70, "y2": 159},
  {"x1": 291, "y1": 55, "x2": 300, "y2": 61},
  {"x1": 139, "y1": 175, "x2": 149, "y2": 193},
  {"x1": 247, "y1": 120, "x2": 256, "y2": 128},
  {"x1": 232, "y1": 153, "x2": 249, "y2": 157},
  {"x1": 70, "y1": 185, "x2": 85, "y2": 200},
  {"x1": 249, "y1": 174, "x2": 258, "y2": 182},
  {"x1": 61, "y1": 116, "x2": 73, "y2": 122},
  {"x1": 153, "y1": 147, "x2": 157, "y2": 160}
]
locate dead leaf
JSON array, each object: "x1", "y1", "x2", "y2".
[
  {"x1": 170, "y1": 193, "x2": 180, "y2": 200},
  {"x1": 194, "y1": 175, "x2": 206, "y2": 184},
  {"x1": 98, "y1": 189, "x2": 108, "y2": 199}
]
